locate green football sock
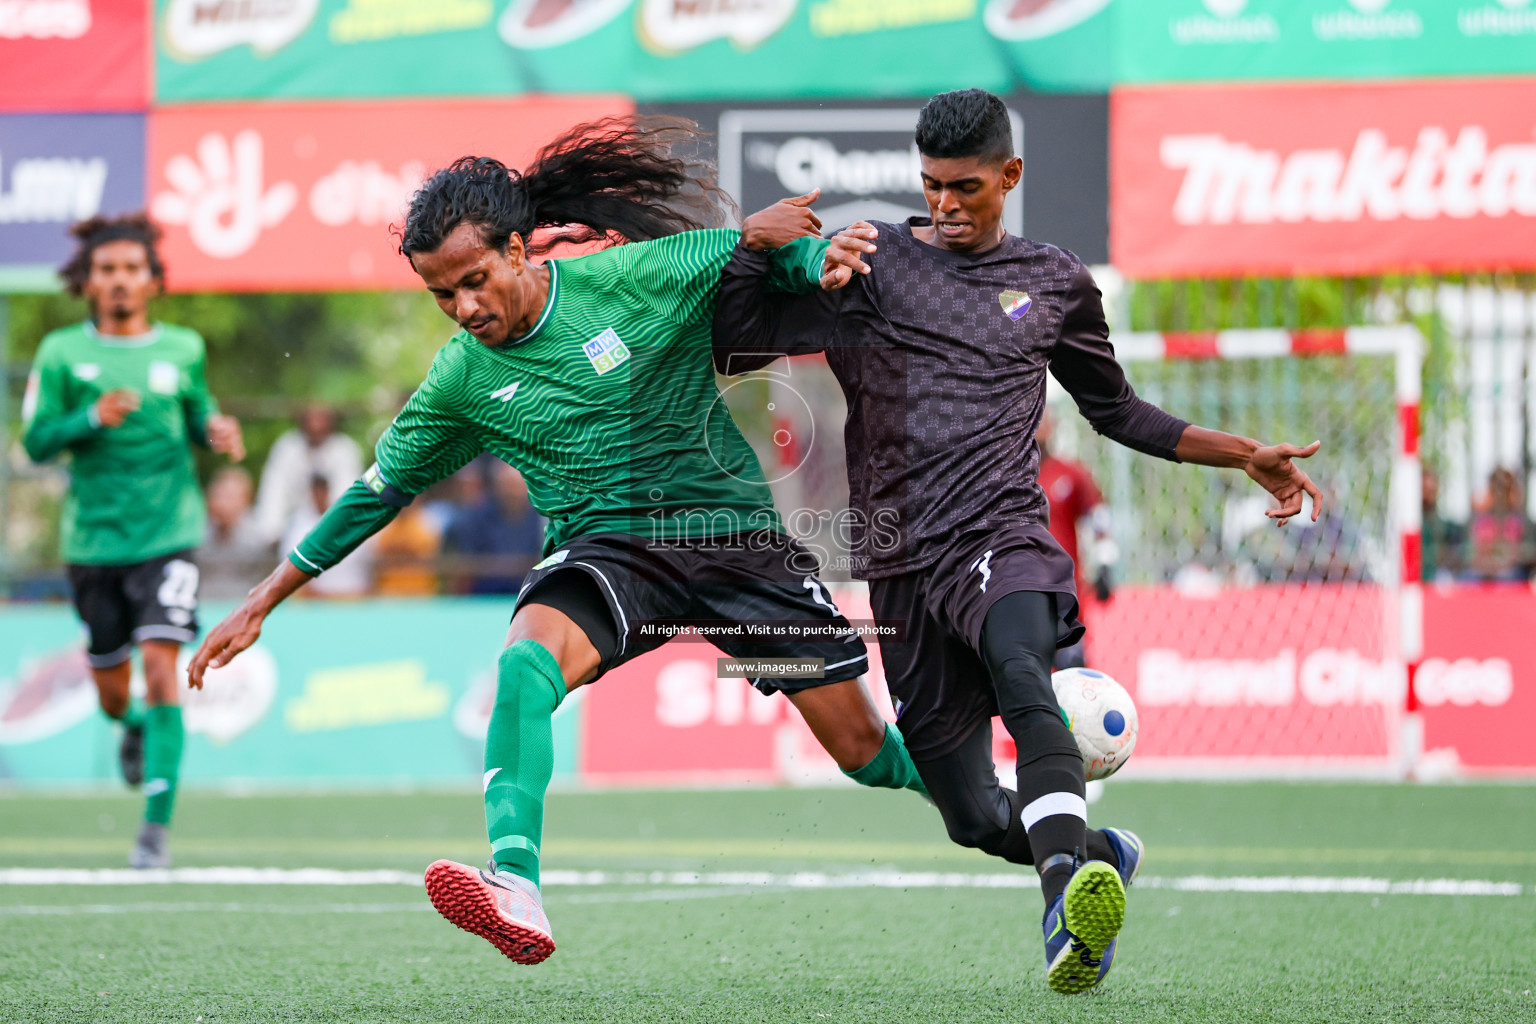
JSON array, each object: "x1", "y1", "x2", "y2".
[
  {"x1": 142, "y1": 704, "x2": 184, "y2": 825},
  {"x1": 104, "y1": 697, "x2": 146, "y2": 730},
  {"x1": 843, "y1": 722, "x2": 930, "y2": 799},
  {"x1": 484, "y1": 639, "x2": 566, "y2": 887}
]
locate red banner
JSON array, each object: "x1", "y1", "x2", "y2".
[
  {"x1": 1111, "y1": 80, "x2": 1536, "y2": 278},
  {"x1": 0, "y1": 1, "x2": 149, "y2": 112},
  {"x1": 577, "y1": 583, "x2": 1536, "y2": 782},
  {"x1": 1418, "y1": 586, "x2": 1536, "y2": 775},
  {"x1": 147, "y1": 96, "x2": 632, "y2": 292}
]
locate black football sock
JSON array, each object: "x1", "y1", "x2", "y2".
[
  {"x1": 912, "y1": 720, "x2": 1033, "y2": 866},
  {"x1": 1017, "y1": 750, "x2": 1089, "y2": 909},
  {"x1": 979, "y1": 591, "x2": 1090, "y2": 910}
]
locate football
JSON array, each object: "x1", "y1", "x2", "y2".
[{"x1": 1051, "y1": 667, "x2": 1138, "y2": 781}]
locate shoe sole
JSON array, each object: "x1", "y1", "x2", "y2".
[
  {"x1": 1049, "y1": 861, "x2": 1126, "y2": 995},
  {"x1": 424, "y1": 860, "x2": 555, "y2": 965}
]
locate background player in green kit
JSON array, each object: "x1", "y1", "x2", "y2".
[
  {"x1": 22, "y1": 213, "x2": 245, "y2": 868},
  {"x1": 189, "y1": 118, "x2": 926, "y2": 964}
]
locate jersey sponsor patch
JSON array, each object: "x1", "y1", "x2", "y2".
[
  {"x1": 999, "y1": 290, "x2": 1032, "y2": 321},
  {"x1": 148, "y1": 361, "x2": 180, "y2": 395},
  {"x1": 72, "y1": 363, "x2": 101, "y2": 381},
  {"x1": 491, "y1": 382, "x2": 519, "y2": 402},
  {"x1": 582, "y1": 328, "x2": 631, "y2": 375}
]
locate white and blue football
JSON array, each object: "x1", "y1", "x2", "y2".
[{"x1": 1051, "y1": 667, "x2": 1138, "y2": 781}]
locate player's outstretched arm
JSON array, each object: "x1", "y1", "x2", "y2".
[
  {"x1": 1175, "y1": 427, "x2": 1325, "y2": 524},
  {"x1": 187, "y1": 560, "x2": 311, "y2": 688}
]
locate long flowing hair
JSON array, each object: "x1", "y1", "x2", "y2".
[{"x1": 397, "y1": 116, "x2": 733, "y2": 258}]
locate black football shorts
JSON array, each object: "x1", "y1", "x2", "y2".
[
  {"x1": 869, "y1": 525, "x2": 1082, "y2": 760},
  {"x1": 66, "y1": 550, "x2": 201, "y2": 667},
  {"x1": 514, "y1": 531, "x2": 869, "y2": 694}
]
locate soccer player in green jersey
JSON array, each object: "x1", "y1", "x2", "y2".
[
  {"x1": 23, "y1": 213, "x2": 245, "y2": 868},
  {"x1": 189, "y1": 119, "x2": 926, "y2": 964}
]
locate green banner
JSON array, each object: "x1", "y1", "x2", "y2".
[
  {"x1": 0, "y1": 600, "x2": 580, "y2": 786},
  {"x1": 1120, "y1": 0, "x2": 1536, "y2": 83},
  {"x1": 153, "y1": 0, "x2": 1117, "y2": 103}
]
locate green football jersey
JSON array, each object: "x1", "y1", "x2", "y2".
[
  {"x1": 291, "y1": 229, "x2": 792, "y2": 576},
  {"x1": 22, "y1": 321, "x2": 218, "y2": 565}
]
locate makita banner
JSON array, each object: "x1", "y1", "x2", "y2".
[
  {"x1": 147, "y1": 96, "x2": 629, "y2": 292},
  {"x1": 1111, "y1": 80, "x2": 1536, "y2": 277},
  {"x1": 654, "y1": 95, "x2": 1108, "y2": 264},
  {"x1": 0, "y1": 113, "x2": 146, "y2": 273},
  {"x1": 0, "y1": 0, "x2": 150, "y2": 112}
]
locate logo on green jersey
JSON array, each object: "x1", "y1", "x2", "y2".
[{"x1": 583, "y1": 328, "x2": 631, "y2": 375}]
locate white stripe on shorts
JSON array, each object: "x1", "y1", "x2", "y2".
[{"x1": 1020, "y1": 792, "x2": 1088, "y2": 830}]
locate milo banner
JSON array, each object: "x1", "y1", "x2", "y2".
[
  {"x1": 1120, "y1": 0, "x2": 1536, "y2": 84},
  {"x1": 152, "y1": 0, "x2": 1117, "y2": 104},
  {"x1": 0, "y1": 599, "x2": 581, "y2": 785}
]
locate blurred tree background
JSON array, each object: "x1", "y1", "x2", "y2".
[{"x1": 2, "y1": 290, "x2": 448, "y2": 592}]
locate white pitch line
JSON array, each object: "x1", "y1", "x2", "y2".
[
  {"x1": 0, "y1": 867, "x2": 1524, "y2": 897},
  {"x1": 0, "y1": 901, "x2": 433, "y2": 916}
]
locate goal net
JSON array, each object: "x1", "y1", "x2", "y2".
[{"x1": 1048, "y1": 326, "x2": 1422, "y2": 777}]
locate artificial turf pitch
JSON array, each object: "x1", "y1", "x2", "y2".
[{"x1": 2, "y1": 781, "x2": 1533, "y2": 1023}]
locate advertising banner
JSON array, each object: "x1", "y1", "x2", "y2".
[
  {"x1": 0, "y1": 0, "x2": 150, "y2": 112},
  {"x1": 0, "y1": 599, "x2": 580, "y2": 785},
  {"x1": 147, "y1": 95, "x2": 630, "y2": 292},
  {"x1": 1417, "y1": 586, "x2": 1536, "y2": 774},
  {"x1": 152, "y1": 1, "x2": 1115, "y2": 105},
  {"x1": 0, "y1": 114, "x2": 147, "y2": 276},
  {"x1": 1089, "y1": 585, "x2": 1403, "y2": 768},
  {"x1": 579, "y1": 584, "x2": 891, "y2": 786},
  {"x1": 1120, "y1": 0, "x2": 1536, "y2": 85},
  {"x1": 1111, "y1": 80, "x2": 1536, "y2": 278},
  {"x1": 2, "y1": 587, "x2": 1531, "y2": 784},
  {"x1": 657, "y1": 94, "x2": 1108, "y2": 264}
]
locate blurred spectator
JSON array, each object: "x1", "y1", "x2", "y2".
[
  {"x1": 198, "y1": 467, "x2": 275, "y2": 600},
  {"x1": 1465, "y1": 467, "x2": 1536, "y2": 583},
  {"x1": 253, "y1": 403, "x2": 363, "y2": 546},
  {"x1": 1036, "y1": 408, "x2": 1116, "y2": 669},
  {"x1": 281, "y1": 474, "x2": 372, "y2": 597},
  {"x1": 442, "y1": 458, "x2": 546, "y2": 594},
  {"x1": 373, "y1": 505, "x2": 443, "y2": 596},
  {"x1": 1420, "y1": 468, "x2": 1465, "y2": 583}
]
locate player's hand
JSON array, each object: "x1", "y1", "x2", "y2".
[
  {"x1": 95, "y1": 389, "x2": 140, "y2": 428},
  {"x1": 1245, "y1": 440, "x2": 1325, "y2": 525},
  {"x1": 740, "y1": 190, "x2": 823, "y2": 251},
  {"x1": 207, "y1": 414, "x2": 245, "y2": 462},
  {"x1": 187, "y1": 601, "x2": 266, "y2": 689},
  {"x1": 820, "y1": 222, "x2": 877, "y2": 290}
]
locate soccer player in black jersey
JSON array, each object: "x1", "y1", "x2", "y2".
[{"x1": 712, "y1": 89, "x2": 1324, "y2": 993}]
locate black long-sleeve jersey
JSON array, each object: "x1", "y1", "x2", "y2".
[{"x1": 712, "y1": 218, "x2": 1189, "y2": 581}]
